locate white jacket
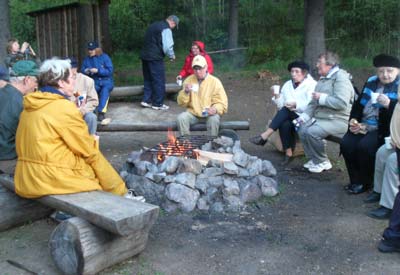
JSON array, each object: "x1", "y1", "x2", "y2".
[{"x1": 272, "y1": 74, "x2": 317, "y2": 115}]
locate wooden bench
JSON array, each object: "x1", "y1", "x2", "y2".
[
  {"x1": 0, "y1": 174, "x2": 159, "y2": 275},
  {"x1": 111, "y1": 83, "x2": 180, "y2": 98}
]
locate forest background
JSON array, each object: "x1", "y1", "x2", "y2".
[{"x1": 7, "y1": 0, "x2": 400, "y2": 85}]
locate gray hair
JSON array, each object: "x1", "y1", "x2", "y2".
[
  {"x1": 39, "y1": 58, "x2": 71, "y2": 88},
  {"x1": 319, "y1": 51, "x2": 339, "y2": 66},
  {"x1": 9, "y1": 76, "x2": 25, "y2": 84}
]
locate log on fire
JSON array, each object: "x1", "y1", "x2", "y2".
[
  {"x1": 111, "y1": 83, "x2": 180, "y2": 98},
  {"x1": 194, "y1": 149, "x2": 233, "y2": 166}
]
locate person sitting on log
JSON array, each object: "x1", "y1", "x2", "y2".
[
  {"x1": 176, "y1": 55, "x2": 228, "y2": 136},
  {"x1": 0, "y1": 61, "x2": 39, "y2": 175},
  {"x1": 176, "y1": 41, "x2": 214, "y2": 84},
  {"x1": 67, "y1": 57, "x2": 99, "y2": 135},
  {"x1": 248, "y1": 60, "x2": 316, "y2": 165},
  {"x1": 14, "y1": 58, "x2": 142, "y2": 201},
  {"x1": 341, "y1": 54, "x2": 399, "y2": 194},
  {"x1": 4, "y1": 38, "x2": 40, "y2": 70}
]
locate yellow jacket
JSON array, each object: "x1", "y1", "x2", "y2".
[
  {"x1": 15, "y1": 91, "x2": 127, "y2": 198},
  {"x1": 177, "y1": 74, "x2": 228, "y2": 117}
]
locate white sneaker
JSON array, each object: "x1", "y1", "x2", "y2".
[
  {"x1": 303, "y1": 160, "x2": 314, "y2": 169},
  {"x1": 152, "y1": 104, "x2": 169, "y2": 110},
  {"x1": 308, "y1": 160, "x2": 332, "y2": 173},
  {"x1": 100, "y1": 118, "x2": 111, "y2": 125},
  {"x1": 141, "y1": 102, "x2": 152, "y2": 108},
  {"x1": 124, "y1": 190, "x2": 146, "y2": 202}
]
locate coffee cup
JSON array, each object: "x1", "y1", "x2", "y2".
[
  {"x1": 272, "y1": 85, "x2": 280, "y2": 95},
  {"x1": 191, "y1": 84, "x2": 199, "y2": 92},
  {"x1": 371, "y1": 92, "x2": 379, "y2": 104},
  {"x1": 385, "y1": 136, "x2": 392, "y2": 150},
  {"x1": 177, "y1": 79, "x2": 182, "y2": 86}
]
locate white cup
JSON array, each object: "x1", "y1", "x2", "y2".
[
  {"x1": 371, "y1": 92, "x2": 379, "y2": 104},
  {"x1": 385, "y1": 136, "x2": 392, "y2": 150},
  {"x1": 191, "y1": 84, "x2": 199, "y2": 92},
  {"x1": 177, "y1": 79, "x2": 182, "y2": 86},
  {"x1": 272, "y1": 85, "x2": 280, "y2": 95}
]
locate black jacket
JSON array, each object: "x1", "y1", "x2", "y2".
[{"x1": 140, "y1": 20, "x2": 169, "y2": 61}]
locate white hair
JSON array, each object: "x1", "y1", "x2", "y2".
[{"x1": 39, "y1": 58, "x2": 71, "y2": 80}]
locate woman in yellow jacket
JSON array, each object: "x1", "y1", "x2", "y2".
[{"x1": 14, "y1": 58, "x2": 127, "y2": 198}]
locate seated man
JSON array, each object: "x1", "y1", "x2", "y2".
[
  {"x1": 176, "y1": 55, "x2": 228, "y2": 136},
  {"x1": 0, "y1": 65, "x2": 9, "y2": 88},
  {"x1": 0, "y1": 61, "x2": 39, "y2": 174},
  {"x1": 68, "y1": 57, "x2": 99, "y2": 135},
  {"x1": 364, "y1": 144, "x2": 398, "y2": 219}
]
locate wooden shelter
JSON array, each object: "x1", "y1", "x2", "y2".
[{"x1": 27, "y1": 0, "x2": 111, "y2": 65}]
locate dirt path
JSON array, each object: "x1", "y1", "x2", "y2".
[{"x1": 1, "y1": 73, "x2": 398, "y2": 275}]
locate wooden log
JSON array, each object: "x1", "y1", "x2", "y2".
[
  {"x1": 194, "y1": 149, "x2": 233, "y2": 166},
  {"x1": 0, "y1": 182, "x2": 52, "y2": 232},
  {"x1": 97, "y1": 120, "x2": 250, "y2": 132},
  {"x1": 49, "y1": 217, "x2": 151, "y2": 275},
  {"x1": 111, "y1": 83, "x2": 180, "y2": 98},
  {"x1": 0, "y1": 175, "x2": 159, "y2": 236}
]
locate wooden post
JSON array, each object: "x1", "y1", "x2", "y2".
[{"x1": 49, "y1": 217, "x2": 151, "y2": 275}]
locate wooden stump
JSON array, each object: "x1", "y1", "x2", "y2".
[{"x1": 49, "y1": 217, "x2": 151, "y2": 275}]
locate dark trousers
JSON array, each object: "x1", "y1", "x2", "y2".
[
  {"x1": 340, "y1": 130, "x2": 379, "y2": 188},
  {"x1": 382, "y1": 148, "x2": 400, "y2": 246},
  {"x1": 95, "y1": 79, "x2": 113, "y2": 113},
  {"x1": 142, "y1": 59, "x2": 166, "y2": 107},
  {"x1": 269, "y1": 107, "x2": 298, "y2": 150}
]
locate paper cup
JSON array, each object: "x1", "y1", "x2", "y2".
[
  {"x1": 385, "y1": 136, "x2": 392, "y2": 150},
  {"x1": 272, "y1": 85, "x2": 280, "y2": 95},
  {"x1": 191, "y1": 84, "x2": 199, "y2": 92},
  {"x1": 371, "y1": 92, "x2": 379, "y2": 104}
]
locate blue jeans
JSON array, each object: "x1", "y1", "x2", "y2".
[
  {"x1": 142, "y1": 60, "x2": 166, "y2": 107},
  {"x1": 95, "y1": 79, "x2": 113, "y2": 113}
]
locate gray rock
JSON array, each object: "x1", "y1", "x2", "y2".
[
  {"x1": 207, "y1": 159, "x2": 223, "y2": 168},
  {"x1": 201, "y1": 141, "x2": 212, "y2": 151},
  {"x1": 205, "y1": 187, "x2": 219, "y2": 202},
  {"x1": 223, "y1": 177, "x2": 240, "y2": 196},
  {"x1": 247, "y1": 158, "x2": 263, "y2": 177},
  {"x1": 126, "y1": 150, "x2": 143, "y2": 164},
  {"x1": 163, "y1": 175, "x2": 176, "y2": 183},
  {"x1": 196, "y1": 197, "x2": 209, "y2": 211},
  {"x1": 195, "y1": 177, "x2": 209, "y2": 194},
  {"x1": 162, "y1": 199, "x2": 179, "y2": 213},
  {"x1": 217, "y1": 147, "x2": 226, "y2": 153},
  {"x1": 232, "y1": 140, "x2": 242, "y2": 153},
  {"x1": 146, "y1": 162, "x2": 159, "y2": 174},
  {"x1": 223, "y1": 195, "x2": 243, "y2": 212},
  {"x1": 177, "y1": 158, "x2": 203, "y2": 175},
  {"x1": 207, "y1": 176, "x2": 224, "y2": 188},
  {"x1": 223, "y1": 161, "x2": 239, "y2": 175},
  {"x1": 252, "y1": 175, "x2": 279, "y2": 197},
  {"x1": 119, "y1": 170, "x2": 129, "y2": 180},
  {"x1": 160, "y1": 156, "x2": 181, "y2": 174},
  {"x1": 135, "y1": 161, "x2": 150, "y2": 176},
  {"x1": 233, "y1": 150, "x2": 250, "y2": 167},
  {"x1": 121, "y1": 162, "x2": 135, "y2": 174},
  {"x1": 203, "y1": 167, "x2": 224, "y2": 177},
  {"x1": 239, "y1": 181, "x2": 262, "y2": 203},
  {"x1": 175, "y1": 172, "x2": 196, "y2": 188},
  {"x1": 153, "y1": 172, "x2": 167, "y2": 183},
  {"x1": 165, "y1": 183, "x2": 200, "y2": 212},
  {"x1": 210, "y1": 202, "x2": 224, "y2": 213},
  {"x1": 262, "y1": 160, "x2": 277, "y2": 177},
  {"x1": 238, "y1": 167, "x2": 250, "y2": 178},
  {"x1": 125, "y1": 174, "x2": 165, "y2": 204},
  {"x1": 225, "y1": 147, "x2": 232, "y2": 153},
  {"x1": 212, "y1": 136, "x2": 234, "y2": 149}
]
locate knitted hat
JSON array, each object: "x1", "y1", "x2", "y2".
[
  {"x1": 373, "y1": 54, "x2": 400, "y2": 68},
  {"x1": 287, "y1": 60, "x2": 310, "y2": 72},
  {"x1": 10, "y1": 60, "x2": 39, "y2": 77}
]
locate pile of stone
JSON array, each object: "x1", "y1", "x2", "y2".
[{"x1": 120, "y1": 136, "x2": 279, "y2": 213}]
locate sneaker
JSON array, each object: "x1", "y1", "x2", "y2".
[
  {"x1": 378, "y1": 239, "x2": 400, "y2": 253},
  {"x1": 152, "y1": 104, "x2": 169, "y2": 110},
  {"x1": 141, "y1": 101, "x2": 152, "y2": 108},
  {"x1": 308, "y1": 160, "x2": 332, "y2": 173},
  {"x1": 124, "y1": 190, "x2": 146, "y2": 202},
  {"x1": 303, "y1": 159, "x2": 314, "y2": 169},
  {"x1": 100, "y1": 117, "x2": 112, "y2": 125}
]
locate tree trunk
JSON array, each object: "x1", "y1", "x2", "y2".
[
  {"x1": 303, "y1": 0, "x2": 325, "y2": 77},
  {"x1": 0, "y1": 0, "x2": 11, "y2": 66},
  {"x1": 228, "y1": 0, "x2": 239, "y2": 49}
]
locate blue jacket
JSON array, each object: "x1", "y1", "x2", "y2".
[{"x1": 81, "y1": 53, "x2": 114, "y2": 83}]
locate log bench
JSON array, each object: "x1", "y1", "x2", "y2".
[
  {"x1": 0, "y1": 175, "x2": 159, "y2": 275},
  {"x1": 111, "y1": 83, "x2": 180, "y2": 98}
]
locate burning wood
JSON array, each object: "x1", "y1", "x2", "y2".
[{"x1": 194, "y1": 149, "x2": 233, "y2": 166}]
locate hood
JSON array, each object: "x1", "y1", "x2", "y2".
[
  {"x1": 23, "y1": 91, "x2": 65, "y2": 112},
  {"x1": 189, "y1": 41, "x2": 206, "y2": 56}
]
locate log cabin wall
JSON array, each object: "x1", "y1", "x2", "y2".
[{"x1": 28, "y1": 0, "x2": 111, "y2": 67}]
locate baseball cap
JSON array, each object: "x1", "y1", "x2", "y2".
[
  {"x1": 192, "y1": 55, "x2": 207, "y2": 68},
  {"x1": 87, "y1": 41, "x2": 99, "y2": 50},
  {"x1": 10, "y1": 60, "x2": 39, "y2": 77},
  {"x1": 0, "y1": 65, "x2": 9, "y2": 81}
]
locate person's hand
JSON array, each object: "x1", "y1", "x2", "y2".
[
  {"x1": 312, "y1": 92, "x2": 321, "y2": 101},
  {"x1": 184, "y1": 84, "x2": 192, "y2": 94},
  {"x1": 208, "y1": 106, "x2": 217, "y2": 116},
  {"x1": 349, "y1": 123, "x2": 361, "y2": 134},
  {"x1": 176, "y1": 75, "x2": 182, "y2": 81},
  {"x1": 20, "y1": 42, "x2": 29, "y2": 53},
  {"x1": 285, "y1": 102, "x2": 296, "y2": 111},
  {"x1": 89, "y1": 68, "x2": 98, "y2": 74},
  {"x1": 170, "y1": 55, "x2": 176, "y2": 62},
  {"x1": 377, "y1": 94, "x2": 390, "y2": 108}
]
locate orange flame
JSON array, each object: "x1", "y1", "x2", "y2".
[{"x1": 156, "y1": 128, "x2": 199, "y2": 162}]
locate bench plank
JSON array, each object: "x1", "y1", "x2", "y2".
[
  {"x1": 97, "y1": 120, "x2": 250, "y2": 132},
  {"x1": 111, "y1": 83, "x2": 180, "y2": 98},
  {"x1": 0, "y1": 175, "x2": 159, "y2": 236}
]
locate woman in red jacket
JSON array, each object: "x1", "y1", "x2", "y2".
[{"x1": 176, "y1": 41, "x2": 214, "y2": 83}]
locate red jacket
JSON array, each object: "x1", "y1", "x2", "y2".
[{"x1": 179, "y1": 41, "x2": 214, "y2": 78}]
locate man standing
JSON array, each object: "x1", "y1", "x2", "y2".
[
  {"x1": 0, "y1": 60, "x2": 38, "y2": 174},
  {"x1": 176, "y1": 55, "x2": 228, "y2": 136},
  {"x1": 140, "y1": 15, "x2": 179, "y2": 110}
]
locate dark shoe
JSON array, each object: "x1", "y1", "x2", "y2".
[
  {"x1": 367, "y1": 206, "x2": 392, "y2": 220},
  {"x1": 343, "y1": 183, "x2": 354, "y2": 190},
  {"x1": 378, "y1": 239, "x2": 400, "y2": 253},
  {"x1": 280, "y1": 155, "x2": 294, "y2": 165},
  {"x1": 347, "y1": 184, "x2": 367, "y2": 195},
  {"x1": 248, "y1": 135, "x2": 267, "y2": 146},
  {"x1": 97, "y1": 112, "x2": 105, "y2": 122},
  {"x1": 50, "y1": 211, "x2": 73, "y2": 223},
  {"x1": 364, "y1": 192, "x2": 381, "y2": 203}
]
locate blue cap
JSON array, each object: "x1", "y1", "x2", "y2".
[
  {"x1": 65, "y1": 57, "x2": 78, "y2": 68},
  {"x1": 87, "y1": 41, "x2": 99, "y2": 50},
  {"x1": 0, "y1": 65, "x2": 9, "y2": 81}
]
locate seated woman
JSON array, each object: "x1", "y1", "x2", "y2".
[
  {"x1": 4, "y1": 38, "x2": 39, "y2": 69},
  {"x1": 341, "y1": 54, "x2": 400, "y2": 195},
  {"x1": 81, "y1": 41, "x2": 114, "y2": 123},
  {"x1": 176, "y1": 41, "x2": 214, "y2": 83},
  {"x1": 249, "y1": 61, "x2": 316, "y2": 164},
  {"x1": 14, "y1": 58, "x2": 128, "y2": 199}
]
